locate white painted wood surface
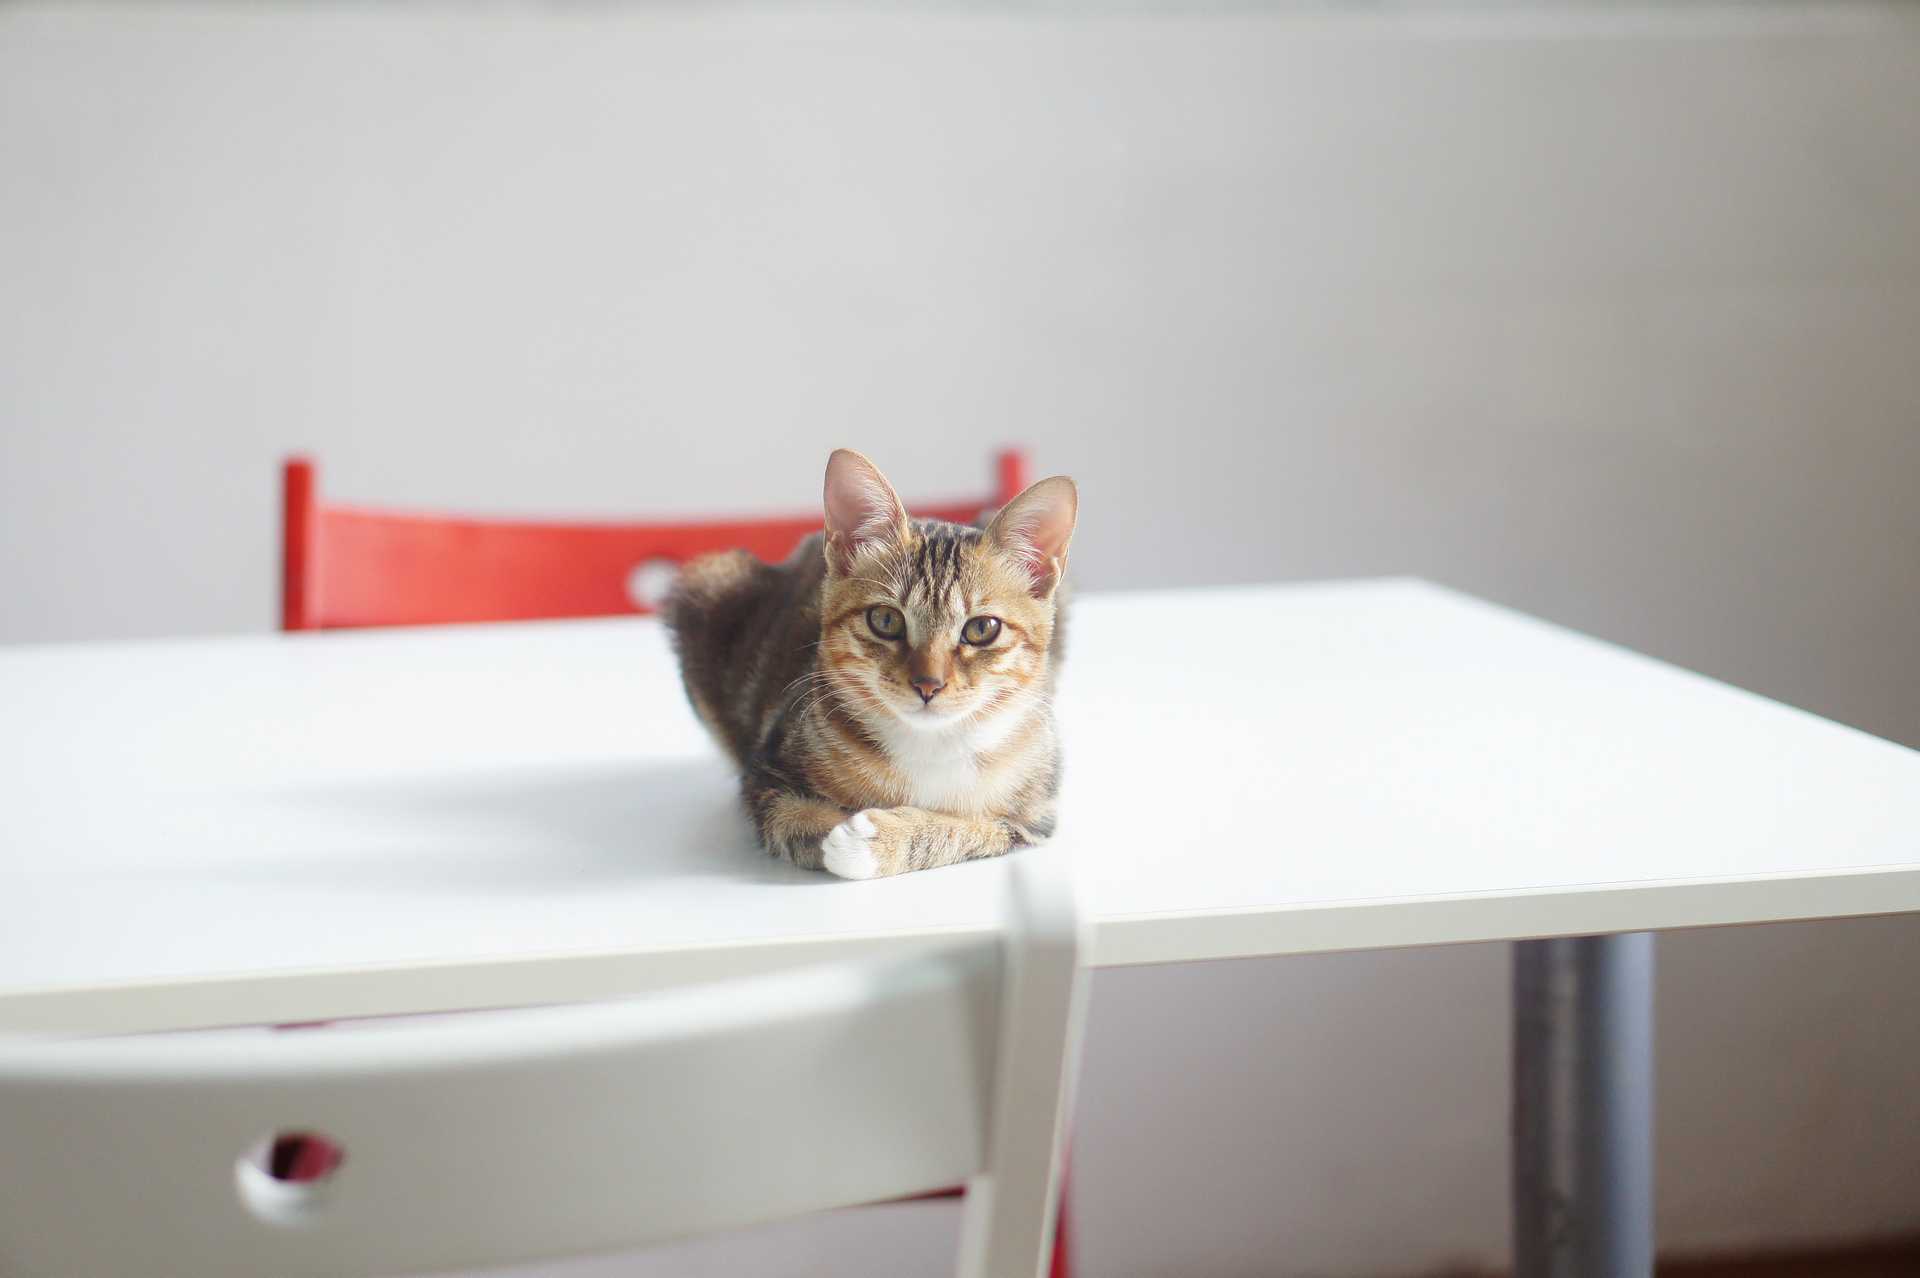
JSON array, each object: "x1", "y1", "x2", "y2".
[
  {"x1": 4, "y1": 579, "x2": 1917, "y2": 1036},
  {"x1": 0, "y1": 850, "x2": 1082, "y2": 1278}
]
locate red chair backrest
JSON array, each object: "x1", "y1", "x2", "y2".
[{"x1": 281, "y1": 451, "x2": 1030, "y2": 631}]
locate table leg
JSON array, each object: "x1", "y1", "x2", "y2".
[{"x1": 1512, "y1": 933, "x2": 1655, "y2": 1278}]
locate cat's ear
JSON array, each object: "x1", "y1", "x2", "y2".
[
  {"x1": 823, "y1": 449, "x2": 911, "y2": 577},
  {"x1": 987, "y1": 475, "x2": 1077, "y2": 600}
]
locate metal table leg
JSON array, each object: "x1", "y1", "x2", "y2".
[{"x1": 1512, "y1": 933, "x2": 1656, "y2": 1278}]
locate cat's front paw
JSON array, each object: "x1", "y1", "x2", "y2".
[{"x1": 821, "y1": 809, "x2": 905, "y2": 880}]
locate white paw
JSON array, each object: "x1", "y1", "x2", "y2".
[{"x1": 822, "y1": 810, "x2": 880, "y2": 880}]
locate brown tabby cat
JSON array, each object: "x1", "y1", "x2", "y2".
[{"x1": 665, "y1": 450, "x2": 1076, "y2": 879}]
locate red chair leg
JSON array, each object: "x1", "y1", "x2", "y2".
[
  {"x1": 1049, "y1": 1180, "x2": 1071, "y2": 1278},
  {"x1": 1047, "y1": 1145, "x2": 1074, "y2": 1278}
]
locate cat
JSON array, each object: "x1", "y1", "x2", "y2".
[{"x1": 664, "y1": 449, "x2": 1076, "y2": 879}]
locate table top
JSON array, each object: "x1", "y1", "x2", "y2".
[{"x1": 5, "y1": 579, "x2": 1918, "y2": 1036}]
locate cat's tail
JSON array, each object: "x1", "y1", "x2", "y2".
[{"x1": 662, "y1": 550, "x2": 765, "y2": 769}]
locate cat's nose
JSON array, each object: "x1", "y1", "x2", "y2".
[{"x1": 910, "y1": 675, "x2": 945, "y2": 704}]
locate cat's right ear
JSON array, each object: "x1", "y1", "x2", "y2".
[{"x1": 823, "y1": 449, "x2": 911, "y2": 577}]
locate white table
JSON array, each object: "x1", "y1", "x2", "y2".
[{"x1": 6, "y1": 579, "x2": 1919, "y2": 1274}]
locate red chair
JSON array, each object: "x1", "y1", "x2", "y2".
[
  {"x1": 281, "y1": 450, "x2": 1031, "y2": 631},
  {"x1": 275, "y1": 447, "x2": 1073, "y2": 1277}
]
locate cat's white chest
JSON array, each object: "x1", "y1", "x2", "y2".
[{"x1": 881, "y1": 728, "x2": 984, "y2": 814}]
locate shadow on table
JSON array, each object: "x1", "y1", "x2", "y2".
[{"x1": 206, "y1": 758, "x2": 833, "y2": 892}]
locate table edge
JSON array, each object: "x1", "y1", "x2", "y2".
[{"x1": 7, "y1": 861, "x2": 1917, "y2": 1037}]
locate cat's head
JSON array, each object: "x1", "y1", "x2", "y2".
[{"x1": 818, "y1": 449, "x2": 1076, "y2": 733}]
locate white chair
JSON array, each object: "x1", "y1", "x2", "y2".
[{"x1": 0, "y1": 851, "x2": 1086, "y2": 1278}]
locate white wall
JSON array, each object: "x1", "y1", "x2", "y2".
[{"x1": 4, "y1": 4, "x2": 1918, "y2": 1274}]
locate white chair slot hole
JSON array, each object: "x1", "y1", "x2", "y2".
[{"x1": 235, "y1": 1131, "x2": 345, "y2": 1226}]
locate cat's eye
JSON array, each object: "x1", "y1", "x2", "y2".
[
  {"x1": 961, "y1": 616, "x2": 1002, "y2": 646},
  {"x1": 866, "y1": 605, "x2": 905, "y2": 640}
]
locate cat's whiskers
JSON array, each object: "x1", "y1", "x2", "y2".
[
  {"x1": 974, "y1": 678, "x2": 1054, "y2": 720},
  {"x1": 780, "y1": 667, "x2": 839, "y2": 699},
  {"x1": 782, "y1": 684, "x2": 842, "y2": 725},
  {"x1": 789, "y1": 672, "x2": 854, "y2": 724},
  {"x1": 965, "y1": 685, "x2": 1054, "y2": 759}
]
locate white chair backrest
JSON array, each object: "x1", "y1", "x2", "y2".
[{"x1": 0, "y1": 850, "x2": 1085, "y2": 1278}]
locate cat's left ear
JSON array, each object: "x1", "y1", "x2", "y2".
[
  {"x1": 987, "y1": 475, "x2": 1077, "y2": 600},
  {"x1": 823, "y1": 449, "x2": 911, "y2": 577}
]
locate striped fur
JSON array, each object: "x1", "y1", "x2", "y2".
[{"x1": 665, "y1": 451, "x2": 1075, "y2": 879}]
